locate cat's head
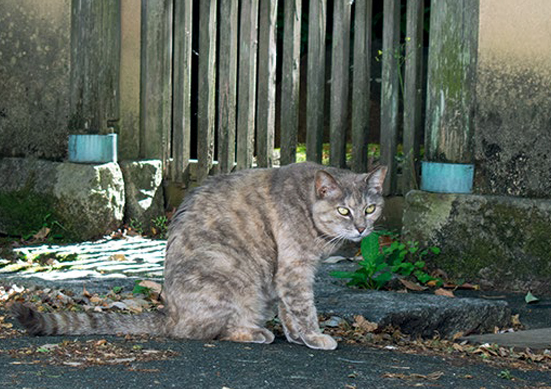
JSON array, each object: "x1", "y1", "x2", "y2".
[{"x1": 312, "y1": 166, "x2": 387, "y2": 242}]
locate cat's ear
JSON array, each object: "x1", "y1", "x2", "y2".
[
  {"x1": 315, "y1": 171, "x2": 343, "y2": 200},
  {"x1": 364, "y1": 166, "x2": 388, "y2": 193}
]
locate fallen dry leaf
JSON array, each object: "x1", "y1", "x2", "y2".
[
  {"x1": 399, "y1": 279, "x2": 427, "y2": 291},
  {"x1": 109, "y1": 254, "x2": 127, "y2": 262},
  {"x1": 435, "y1": 288, "x2": 455, "y2": 298},
  {"x1": 33, "y1": 227, "x2": 51, "y2": 241},
  {"x1": 138, "y1": 280, "x2": 163, "y2": 294},
  {"x1": 353, "y1": 315, "x2": 378, "y2": 333}
]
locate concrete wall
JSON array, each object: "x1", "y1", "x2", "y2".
[
  {"x1": 0, "y1": 0, "x2": 72, "y2": 160},
  {"x1": 475, "y1": 0, "x2": 551, "y2": 198}
]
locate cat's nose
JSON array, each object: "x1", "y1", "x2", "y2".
[{"x1": 357, "y1": 227, "x2": 366, "y2": 234}]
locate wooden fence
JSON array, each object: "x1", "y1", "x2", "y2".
[{"x1": 72, "y1": 0, "x2": 427, "y2": 196}]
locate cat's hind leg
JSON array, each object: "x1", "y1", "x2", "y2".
[
  {"x1": 220, "y1": 326, "x2": 275, "y2": 344},
  {"x1": 219, "y1": 299, "x2": 275, "y2": 344}
]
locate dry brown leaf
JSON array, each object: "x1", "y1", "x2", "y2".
[
  {"x1": 452, "y1": 331, "x2": 464, "y2": 341},
  {"x1": 138, "y1": 280, "x2": 163, "y2": 294},
  {"x1": 82, "y1": 286, "x2": 92, "y2": 298},
  {"x1": 110, "y1": 254, "x2": 127, "y2": 262},
  {"x1": 33, "y1": 227, "x2": 51, "y2": 241},
  {"x1": 399, "y1": 279, "x2": 427, "y2": 291},
  {"x1": 426, "y1": 280, "x2": 440, "y2": 287},
  {"x1": 435, "y1": 288, "x2": 455, "y2": 298},
  {"x1": 353, "y1": 315, "x2": 378, "y2": 333}
]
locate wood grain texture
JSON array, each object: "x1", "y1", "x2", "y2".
[
  {"x1": 196, "y1": 0, "x2": 217, "y2": 183},
  {"x1": 380, "y1": 0, "x2": 400, "y2": 195},
  {"x1": 402, "y1": 0, "x2": 424, "y2": 191},
  {"x1": 306, "y1": 0, "x2": 327, "y2": 164},
  {"x1": 172, "y1": 0, "x2": 193, "y2": 183},
  {"x1": 256, "y1": 0, "x2": 277, "y2": 168},
  {"x1": 329, "y1": 0, "x2": 352, "y2": 168},
  {"x1": 351, "y1": 0, "x2": 373, "y2": 174},
  {"x1": 217, "y1": 0, "x2": 238, "y2": 174},
  {"x1": 279, "y1": 0, "x2": 302, "y2": 166},
  {"x1": 236, "y1": 0, "x2": 259, "y2": 170},
  {"x1": 425, "y1": 0, "x2": 479, "y2": 164}
]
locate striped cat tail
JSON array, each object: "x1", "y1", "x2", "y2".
[{"x1": 11, "y1": 303, "x2": 166, "y2": 336}]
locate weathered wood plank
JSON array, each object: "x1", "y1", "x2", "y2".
[
  {"x1": 171, "y1": 0, "x2": 193, "y2": 183},
  {"x1": 329, "y1": 0, "x2": 352, "y2": 168},
  {"x1": 306, "y1": 0, "x2": 327, "y2": 164},
  {"x1": 70, "y1": 0, "x2": 121, "y2": 135},
  {"x1": 403, "y1": 0, "x2": 424, "y2": 191},
  {"x1": 380, "y1": 0, "x2": 400, "y2": 195},
  {"x1": 256, "y1": 0, "x2": 277, "y2": 168},
  {"x1": 140, "y1": 0, "x2": 173, "y2": 167},
  {"x1": 196, "y1": 0, "x2": 217, "y2": 183},
  {"x1": 425, "y1": 0, "x2": 479, "y2": 163},
  {"x1": 351, "y1": 0, "x2": 372, "y2": 173},
  {"x1": 280, "y1": 0, "x2": 302, "y2": 166},
  {"x1": 217, "y1": 0, "x2": 238, "y2": 174},
  {"x1": 236, "y1": 0, "x2": 259, "y2": 170},
  {"x1": 119, "y1": 0, "x2": 141, "y2": 160}
]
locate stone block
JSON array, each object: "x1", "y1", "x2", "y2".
[
  {"x1": 0, "y1": 157, "x2": 124, "y2": 240},
  {"x1": 402, "y1": 190, "x2": 551, "y2": 291},
  {"x1": 119, "y1": 160, "x2": 164, "y2": 229},
  {"x1": 316, "y1": 263, "x2": 511, "y2": 338}
]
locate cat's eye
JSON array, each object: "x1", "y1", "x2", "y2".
[
  {"x1": 337, "y1": 207, "x2": 350, "y2": 216},
  {"x1": 365, "y1": 205, "x2": 376, "y2": 214}
]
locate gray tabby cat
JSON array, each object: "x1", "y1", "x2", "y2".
[{"x1": 12, "y1": 162, "x2": 387, "y2": 350}]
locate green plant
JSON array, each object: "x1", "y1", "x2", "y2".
[
  {"x1": 132, "y1": 280, "x2": 152, "y2": 297},
  {"x1": 129, "y1": 219, "x2": 144, "y2": 235},
  {"x1": 498, "y1": 370, "x2": 513, "y2": 380},
  {"x1": 151, "y1": 215, "x2": 168, "y2": 239},
  {"x1": 330, "y1": 231, "x2": 441, "y2": 290}
]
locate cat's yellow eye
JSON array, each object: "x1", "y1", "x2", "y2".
[
  {"x1": 365, "y1": 204, "x2": 376, "y2": 214},
  {"x1": 337, "y1": 207, "x2": 350, "y2": 216}
]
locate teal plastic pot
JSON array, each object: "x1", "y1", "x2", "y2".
[
  {"x1": 68, "y1": 134, "x2": 118, "y2": 163},
  {"x1": 421, "y1": 161, "x2": 474, "y2": 193}
]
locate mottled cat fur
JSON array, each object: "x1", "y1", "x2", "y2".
[{"x1": 12, "y1": 162, "x2": 387, "y2": 350}]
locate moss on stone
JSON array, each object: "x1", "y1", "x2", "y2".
[{"x1": 0, "y1": 188, "x2": 59, "y2": 238}]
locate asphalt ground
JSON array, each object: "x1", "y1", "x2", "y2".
[{"x1": 1, "y1": 334, "x2": 550, "y2": 389}]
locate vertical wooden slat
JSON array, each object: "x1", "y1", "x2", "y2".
[
  {"x1": 236, "y1": 0, "x2": 259, "y2": 170},
  {"x1": 425, "y1": 0, "x2": 479, "y2": 164},
  {"x1": 119, "y1": 0, "x2": 141, "y2": 160},
  {"x1": 256, "y1": 0, "x2": 277, "y2": 168},
  {"x1": 329, "y1": 0, "x2": 352, "y2": 168},
  {"x1": 172, "y1": 0, "x2": 192, "y2": 183},
  {"x1": 217, "y1": 0, "x2": 238, "y2": 174},
  {"x1": 403, "y1": 0, "x2": 424, "y2": 191},
  {"x1": 351, "y1": 0, "x2": 373, "y2": 173},
  {"x1": 140, "y1": 0, "x2": 173, "y2": 169},
  {"x1": 196, "y1": 0, "x2": 217, "y2": 183},
  {"x1": 380, "y1": 0, "x2": 400, "y2": 195},
  {"x1": 306, "y1": 0, "x2": 327, "y2": 164},
  {"x1": 70, "y1": 0, "x2": 121, "y2": 135},
  {"x1": 280, "y1": 0, "x2": 302, "y2": 166}
]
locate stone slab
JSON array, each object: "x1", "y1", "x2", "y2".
[
  {"x1": 119, "y1": 160, "x2": 164, "y2": 229},
  {"x1": 464, "y1": 328, "x2": 551, "y2": 350},
  {"x1": 0, "y1": 157, "x2": 124, "y2": 240},
  {"x1": 316, "y1": 263, "x2": 511, "y2": 338},
  {"x1": 402, "y1": 190, "x2": 551, "y2": 292}
]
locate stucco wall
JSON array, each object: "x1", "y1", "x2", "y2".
[
  {"x1": 475, "y1": 0, "x2": 551, "y2": 198},
  {"x1": 0, "y1": 0, "x2": 71, "y2": 160}
]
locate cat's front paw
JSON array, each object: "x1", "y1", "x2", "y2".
[{"x1": 300, "y1": 332, "x2": 338, "y2": 350}]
